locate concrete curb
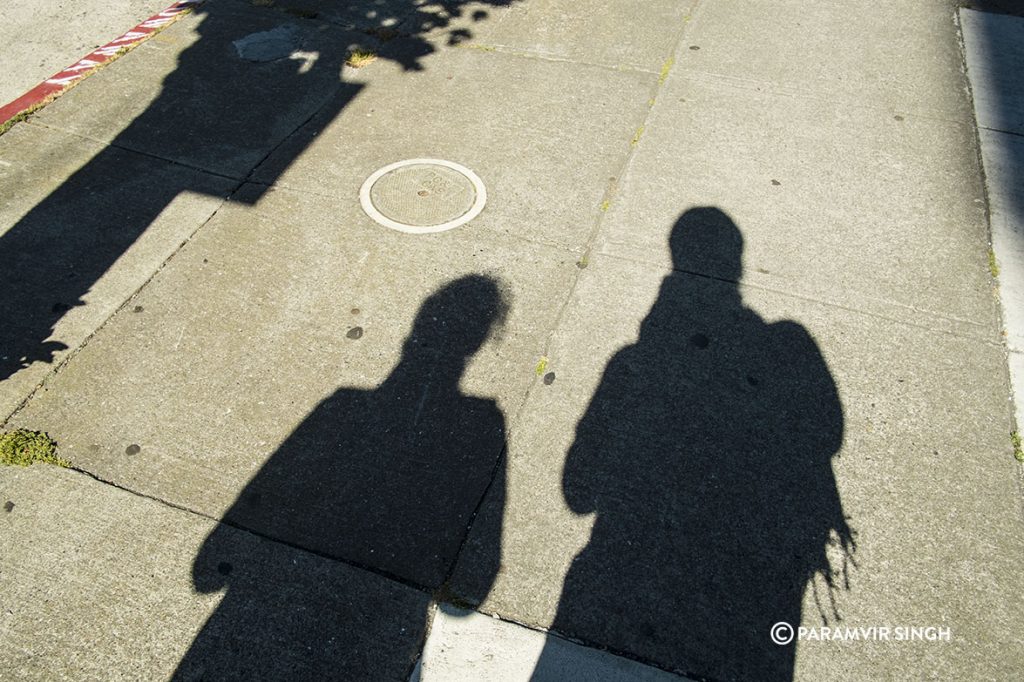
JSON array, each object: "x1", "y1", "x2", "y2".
[{"x1": 960, "y1": 7, "x2": 1024, "y2": 460}]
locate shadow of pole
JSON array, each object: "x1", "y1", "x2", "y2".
[{"x1": 0, "y1": 0, "x2": 517, "y2": 387}]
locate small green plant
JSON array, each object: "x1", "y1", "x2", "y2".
[
  {"x1": 659, "y1": 57, "x2": 674, "y2": 85},
  {"x1": 0, "y1": 95, "x2": 65, "y2": 137},
  {"x1": 989, "y1": 249, "x2": 1000, "y2": 278},
  {"x1": 630, "y1": 125, "x2": 644, "y2": 146},
  {"x1": 599, "y1": 199, "x2": 611, "y2": 212},
  {"x1": 0, "y1": 111, "x2": 30, "y2": 137},
  {"x1": 346, "y1": 49, "x2": 378, "y2": 68},
  {"x1": 535, "y1": 356, "x2": 548, "y2": 376},
  {"x1": 0, "y1": 429, "x2": 68, "y2": 467},
  {"x1": 1012, "y1": 431, "x2": 1023, "y2": 463}
]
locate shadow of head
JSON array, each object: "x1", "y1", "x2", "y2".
[
  {"x1": 670, "y1": 207, "x2": 745, "y2": 281},
  {"x1": 402, "y1": 274, "x2": 509, "y2": 362}
]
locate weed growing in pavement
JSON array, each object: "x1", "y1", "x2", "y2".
[
  {"x1": 631, "y1": 125, "x2": 644, "y2": 146},
  {"x1": 0, "y1": 429, "x2": 68, "y2": 467},
  {"x1": 0, "y1": 111, "x2": 30, "y2": 137},
  {"x1": 346, "y1": 50, "x2": 379, "y2": 68},
  {"x1": 659, "y1": 56, "x2": 674, "y2": 85},
  {"x1": 989, "y1": 249, "x2": 1000, "y2": 278}
]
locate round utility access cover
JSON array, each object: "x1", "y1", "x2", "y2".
[{"x1": 359, "y1": 159, "x2": 487, "y2": 234}]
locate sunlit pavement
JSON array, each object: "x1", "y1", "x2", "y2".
[{"x1": 2, "y1": 1, "x2": 1023, "y2": 679}]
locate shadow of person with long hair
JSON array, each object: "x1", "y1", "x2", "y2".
[
  {"x1": 174, "y1": 274, "x2": 510, "y2": 679},
  {"x1": 533, "y1": 208, "x2": 856, "y2": 681},
  {"x1": 0, "y1": 0, "x2": 516, "y2": 388}
]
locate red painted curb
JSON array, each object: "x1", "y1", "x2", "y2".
[{"x1": 0, "y1": 0, "x2": 204, "y2": 127}]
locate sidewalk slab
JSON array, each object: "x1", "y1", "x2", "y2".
[
  {"x1": 471, "y1": 0, "x2": 694, "y2": 72},
  {"x1": 415, "y1": 605, "x2": 689, "y2": 681},
  {"x1": 678, "y1": 0, "x2": 972, "y2": 121},
  {"x1": 452, "y1": 250, "x2": 1024, "y2": 680},
  {"x1": 0, "y1": 121, "x2": 234, "y2": 421},
  {"x1": 595, "y1": 71, "x2": 996, "y2": 336},
  {"x1": 0, "y1": 464, "x2": 429, "y2": 680},
  {"x1": 251, "y1": 45, "x2": 654, "y2": 250},
  {"x1": 7, "y1": 182, "x2": 580, "y2": 588}
]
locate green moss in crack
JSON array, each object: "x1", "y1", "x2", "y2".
[{"x1": 0, "y1": 429, "x2": 68, "y2": 467}]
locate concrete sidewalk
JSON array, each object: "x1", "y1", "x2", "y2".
[{"x1": 2, "y1": 0, "x2": 1022, "y2": 679}]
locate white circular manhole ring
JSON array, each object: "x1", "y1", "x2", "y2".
[{"x1": 359, "y1": 158, "x2": 487, "y2": 234}]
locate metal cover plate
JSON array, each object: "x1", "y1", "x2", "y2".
[{"x1": 359, "y1": 159, "x2": 487, "y2": 234}]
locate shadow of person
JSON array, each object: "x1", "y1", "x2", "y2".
[
  {"x1": 533, "y1": 208, "x2": 856, "y2": 681},
  {"x1": 0, "y1": 0, "x2": 516, "y2": 386},
  {"x1": 174, "y1": 275, "x2": 510, "y2": 679}
]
